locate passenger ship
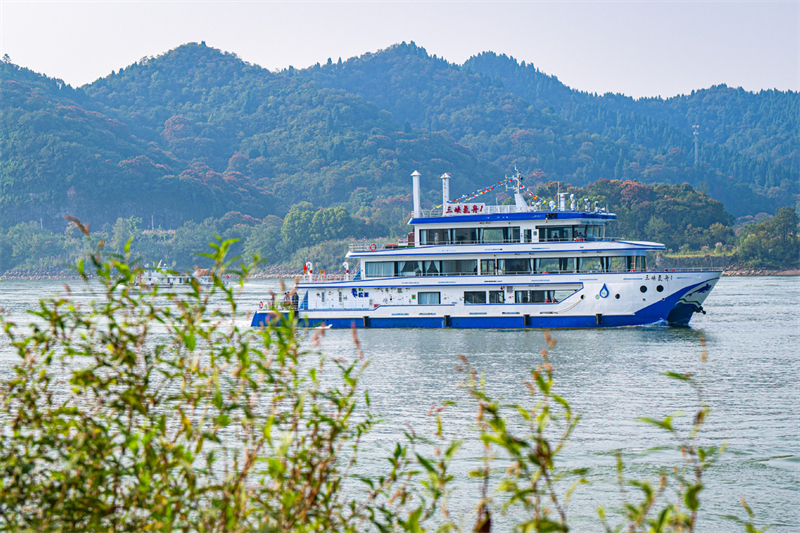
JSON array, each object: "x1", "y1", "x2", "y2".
[{"x1": 252, "y1": 171, "x2": 720, "y2": 329}]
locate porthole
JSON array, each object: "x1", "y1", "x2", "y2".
[
  {"x1": 615, "y1": 294, "x2": 620, "y2": 299},
  {"x1": 640, "y1": 286, "x2": 648, "y2": 293},
  {"x1": 581, "y1": 295, "x2": 585, "y2": 300},
  {"x1": 656, "y1": 285, "x2": 664, "y2": 292}
]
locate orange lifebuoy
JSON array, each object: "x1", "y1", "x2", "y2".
[{"x1": 369, "y1": 243, "x2": 377, "y2": 251}]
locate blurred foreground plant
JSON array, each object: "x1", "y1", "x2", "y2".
[
  {"x1": 0, "y1": 227, "x2": 430, "y2": 532},
  {"x1": 0, "y1": 223, "x2": 766, "y2": 532}
]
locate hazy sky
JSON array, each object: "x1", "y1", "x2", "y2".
[{"x1": 1, "y1": 1, "x2": 797, "y2": 98}]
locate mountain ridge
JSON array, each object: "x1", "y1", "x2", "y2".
[{"x1": 1, "y1": 41, "x2": 796, "y2": 234}]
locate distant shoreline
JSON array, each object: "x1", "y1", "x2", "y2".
[
  {"x1": 721, "y1": 268, "x2": 799, "y2": 277},
  {"x1": 2, "y1": 267, "x2": 797, "y2": 281}
]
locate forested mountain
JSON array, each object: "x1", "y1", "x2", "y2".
[
  {"x1": 303, "y1": 43, "x2": 795, "y2": 216},
  {"x1": 0, "y1": 59, "x2": 286, "y2": 230},
  {"x1": 1, "y1": 44, "x2": 494, "y2": 230},
  {"x1": 463, "y1": 52, "x2": 798, "y2": 206},
  {"x1": 1, "y1": 41, "x2": 797, "y2": 238}
]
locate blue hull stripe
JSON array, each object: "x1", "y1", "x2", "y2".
[{"x1": 251, "y1": 281, "x2": 709, "y2": 329}]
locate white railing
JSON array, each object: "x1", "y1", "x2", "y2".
[
  {"x1": 333, "y1": 267, "x2": 725, "y2": 281},
  {"x1": 303, "y1": 274, "x2": 351, "y2": 282},
  {"x1": 424, "y1": 206, "x2": 612, "y2": 218},
  {"x1": 425, "y1": 205, "x2": 526, "y2": 217},
  {"x1": 348, "y1": 242, "x2": 412, "y2": 252}
]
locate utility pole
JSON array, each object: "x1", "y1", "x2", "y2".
[{"x1": 693, "y1": 125, "x2": 700, "y2": 167}]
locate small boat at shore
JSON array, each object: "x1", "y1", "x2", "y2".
[
  {"x1": 253, "y1": 171, "x2": 720, "y2": 329},
  {"x1": 136, "y1": 263, "x2": 220, "y2": 290}
]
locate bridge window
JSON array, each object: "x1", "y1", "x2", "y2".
[
  {"x1": 542, "y1": 227, "x2": 572, "y2": 242},
  {"x1": 420, "y1": 228, "x2": 449, "y2": 245},
  {"x1": 587, "y1": 225, "x2": 603, "y2": 240},
  {"x1": 578, "y1": 257, "x2": 605, "y2": 273},
  {"x1": 608, "y1": 256, "x2": 626, "y2": 272},
  {"x1": 559, "y1": 258, "x2": 576, "y2": 273},
  {"x1": 423, "y1": 260, "x2": 441, "y2": 275},
  {"x1": 454, "y1": 227, "x2": 478, "y2": 244},
  {"x1": 498, "y1": 258, "x2": 532, "y2": 275},
  {"x1": 625, "y1": 255, "x2": 647, "y2": 271},
  {"x1": 441, "y1": 260, "x2": 478, "y2": 275},
  {"x1": 398, "y1": 261, "x2": 423, "y2": 277},
  {"x1": 365, "y1": 261, "x2": 395, "y2": 278},
  {"x1": 506, "y1": 227, "x2": 521, "y2": 243},
  {"x1": 536, "y1": 258, "x2": 560, "y2": 273},
  {"x1": 482, "y1": 227, "x2": 504, "y2": 243},
  {"x1": 418, "y1": 292, "x2": 440, "y2": 305},
  {"x1": 464, "y1": 291, "x2": 486, "y2": 304}
]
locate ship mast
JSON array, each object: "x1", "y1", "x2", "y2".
[{"x1": 507, "y1": 167, "x2": 529, "y2": 211}]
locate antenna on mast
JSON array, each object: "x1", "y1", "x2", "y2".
[{"x1": 507, "y1": 167, "x2": 529, "y2": 211}]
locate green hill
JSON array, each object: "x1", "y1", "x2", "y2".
[
  {"x1": 1, "y1": 41, "x2": 796, "y2": 237},
  {"x1": 463, "y1": 51, "x2": 797, "y2": 212},
  {"x1": 0, "y1": 58, "x2": 291, "y2": 230},
  {"x1": 83, "y1": 43, "x2": 494, "y2": 209},
  {"x1": 1, "y1": 44, "x2": 496, "y2": 231}
]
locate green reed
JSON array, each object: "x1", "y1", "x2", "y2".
[{"x1": 0, "y1": 221, "x2": 767, "y2": 532}]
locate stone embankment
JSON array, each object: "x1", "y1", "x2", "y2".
[
  {"x1": 249, "y1": 265, "x2": 302, "y2": 280},
  {"x1": 653, "y1": 254, "x2": 798, "y2": 276},
  {"x1": 0, "y1": 266, "x2": 82, "y2": 280},
  {"x1": 249, "y1": 267, "x2": 345, "y2": 280},
  {"x1": 721, "y1": 266, "x2": 800, "y2": 276}
]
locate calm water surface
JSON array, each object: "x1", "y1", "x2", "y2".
[{"x1": 1, "y1": 276, "x2": 798, "y2": 531}]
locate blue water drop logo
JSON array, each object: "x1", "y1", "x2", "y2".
[{"x1": 599, "y1": 284, "x2": 609, "y2": 298}]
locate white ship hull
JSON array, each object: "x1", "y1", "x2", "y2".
[{"x1": 252, "y1": 270, "x2": 720, "y2": 329}]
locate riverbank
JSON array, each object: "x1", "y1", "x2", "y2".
[
  {"x1": 2, "y1": 266, "x2": 796, "y2": 281},
  {"x1": 0, "y1": 265, "x2": 322, "y2": 281},
  {"x1": 0, "y1": 266, "x2": 82, "y2": 281},
  {"x1": 654, "y1": 253, "x2": 798, "y2": 276},
  {"x1": 721, "y1": 267, "x2": 800, "y2": 276}
]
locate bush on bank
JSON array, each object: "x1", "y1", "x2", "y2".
[{"x1": 0, "y1": 227, "x2": 768, "y2": 532}]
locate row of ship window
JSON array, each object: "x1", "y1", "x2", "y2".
[
  {"x1": 418, "y1": 225, "x2": 605, "y2": 245},
  {"x1": 364, "y1": 256, "x2": 647, "y2": 278},
  {"x1": 417, "y1": 289, "x2": 575, "y2": 305}
]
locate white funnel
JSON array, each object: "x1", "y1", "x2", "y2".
[
  {"x1": 411, "y1": 170, "x2": 421, "y2": 217},
  {"x1": 441, "y1": 173, "x2": 451, "y2": 209}
]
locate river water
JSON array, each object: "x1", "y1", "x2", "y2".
[{"x1": 1, "y1": 276, "x2": 798, "y2": 531}]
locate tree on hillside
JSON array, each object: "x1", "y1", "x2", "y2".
[
  {"x1": 280, "y1": 202, "x2": 316, "y2": 250},
  {"x1": 735, "y1": 206, "x2": 799, "y2": 268},
  {"x1": 111, "y1": 216, "x2": 142, "y2": 252},
  {"x1": 243, "y1": 215, "x2": 285, "y2": 264},
  {"x1": 4, "y1": 222, "x2": 65, "y2": 269}
]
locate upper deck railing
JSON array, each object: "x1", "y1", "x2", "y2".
[
  {"x1": 423, "y1": 205, "x2": 614, "y2": 218},
  {"x1": 348, "y1": 236, "x2": 624, "y2": 252},
  {"x1": 295, "y1": 266, "x2": 724, "y2": 284},
  {"x1": 349, "y1": 242, "x2": 413, "y2": 252}
]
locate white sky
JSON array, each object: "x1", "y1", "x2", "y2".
[{"x1": 1, "y1": 1, "x2": 798, "y2": 98}]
